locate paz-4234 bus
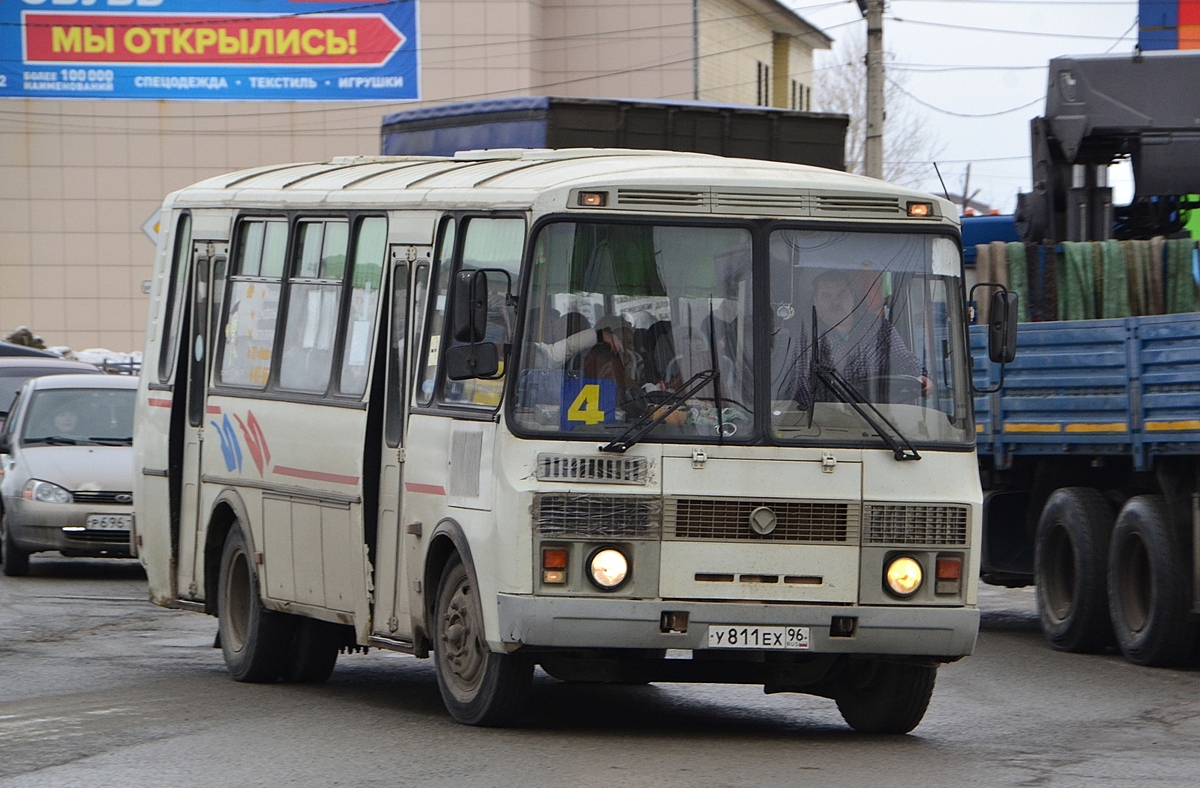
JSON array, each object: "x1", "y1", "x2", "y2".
[{"x1": 133, "y1": 148, "x2": 1011, "y2": 733}]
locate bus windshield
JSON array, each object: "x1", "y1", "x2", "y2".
[
  {"x1": 512, "y1": 220, "x2": 755, "y2": 441},
  {"x1": 768, "y1": 228, "x2": 972, "y2": 448}
]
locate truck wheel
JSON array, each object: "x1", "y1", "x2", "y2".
[
  {"x1": 835, "y1": 660, "x2": 936, "y2": 735},
  {"x1": 281, "y1": 617, "x2": 341, "y2": 684},
  {"x1": 1, "y1": 513, "x2": 31, "y2": 577},
  {"x1": 1035, "y1": 487, "x2": 1114, "y2": 652},
  {"x1": 433, "y1": 554, "x2": 532, "y2": 726},
  {"x1": 1108, "y1": 495, "x2": 1197, "y2": 667},
  {"x1": 218, "y1": 526, "x2": 291, "y2": 683}
]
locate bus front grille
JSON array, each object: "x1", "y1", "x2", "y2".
[
  {"x1": 535, "y1": 453, "x2": 648, "y2": 485},
  {"x1": 665, "y1": 498, "x2": 859, "y2": 543},
  {"x1": 534, "y1": 494, "x2": 661, "y2": 537},
  {"x1": 863, "y1": 503, "x2": 969, "y2": 546}
]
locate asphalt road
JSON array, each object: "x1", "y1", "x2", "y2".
[{"x1": 2, "y1": 555, "x2": 1199, "y2": 787}]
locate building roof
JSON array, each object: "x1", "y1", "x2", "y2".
[{"x1": 738, "y1": 0, "x2": 833, "y2": 48}]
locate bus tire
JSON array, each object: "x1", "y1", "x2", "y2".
[
  {"x1": 1108, "y1": 495, "x2": 1197, "y2": 667},
  {"x1": 1034, "y1": 487, "x2": 1114, "y2": 652},
  {"x1": 281, "y1": 617, "x2": 340, "y2": 684},
  {"x1": 433, "y1": 555, "x2": 532, "y2": 726},
  {"x1": 835, "y1": 660, "x2": 936, "y2": 735},
  {"x1": 1, "y1": 513, "x2": 31, "y2": 577},
  {"x1": 218, "y1": 526, "x2": 290, "y2": 683}
]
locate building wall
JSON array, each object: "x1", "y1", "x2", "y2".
[{"x1": 0, "y1": 0, "x2": 824, "y2": 351}]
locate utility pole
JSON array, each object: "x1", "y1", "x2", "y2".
[{"x1": 857, "y1": 0, "x2": 884, "y2": 180}]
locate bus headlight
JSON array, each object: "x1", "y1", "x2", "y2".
[
  {"x1": 587, "y1": 547, "x2": 629, "y2": 590},
  {"x1": 884, "y1": 555, "x2": 923, "y2": 598}
]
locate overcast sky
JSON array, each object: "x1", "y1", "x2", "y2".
[{"x1": 789, "y1": 0, "x2": 1139, "y2": 212}]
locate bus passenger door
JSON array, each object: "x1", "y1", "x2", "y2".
[
  {"x1": 176, "y1": 243, "x2": 224, "y2": 601},
  {"x1": 372, "y1": 252, "x2": 417, "y2": 641}
]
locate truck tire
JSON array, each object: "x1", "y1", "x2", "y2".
[
  {"x1": 1034, "y1": 487, "x2": 1114, "y2": 652},
  {"x1": 1108, "y1": 495, "x2": 1197, "y2": 667},
  {"x1": 217, "y1": 525, "x2": 291, "y2": 683},
  {"x1": 835, "y1": 660, "x2": 936, "y2": 735},
  {"x1": 1, "y1": 513, "x2": 31, "y2": 577},
  {"x1": 433, "y1": 554, "x2": 532, "y2": 726}
]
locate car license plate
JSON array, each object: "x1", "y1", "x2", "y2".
[
  {"x1": 86, "y1": 514, "x2": 132, "y2": 531},
  {"x1": 706, "y1": 625, "x2": 810, "y2": 650}
]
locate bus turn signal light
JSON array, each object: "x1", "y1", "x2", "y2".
[
  {"x1": 542, "y1": 547, "x2": 568, "y2": 584},
  {"x1": 907, "y1": 201, "x2": 932, "y2": 217},
  {"x1": 578, "y1": 191, "x2": 607, "y2": 207},
  {"x1": 936, "y1": 555, "x2": 962, "y2": 595}
]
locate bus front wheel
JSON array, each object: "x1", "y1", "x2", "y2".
[
  {"x1": 433, "y1": 555, "x2": 532, "y2": 726},
  {"x1": 218, "y1": 526, "x2": 290, "y2": 683},
  {"x1": 835, "y1": 659, "x2": 936, "y2": 735}
]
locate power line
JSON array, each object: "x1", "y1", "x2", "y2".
[
  {"x1": 888, "y1": 16, "x2": 1139, "y2": 41},
  {"x1": 887, "y1": 76, "x2": 1043, "y2": 117}
]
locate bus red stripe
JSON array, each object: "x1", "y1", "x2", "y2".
[
  {"x1": 206, "y1": 405, "x2": 222, "y2": 414},
  {"x1": 273, "y1": 466, "x2": 360, "y2": 486},
  {"x1": 147, "y1": 398, "x2": 172, "y2": 408},
  {"x1": 405, "y1": 482, "x2": 446, "y2": 495}
]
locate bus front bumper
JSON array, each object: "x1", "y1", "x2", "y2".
[{"x1": 497, "y1": 594, "x2": 979, "y2": 658}]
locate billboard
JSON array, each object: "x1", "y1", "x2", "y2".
[
  {"x1": 0, "y1": 0, "x2": 419, "y2": 101},
  {"x1": 1140, "y1": 0, "x2": 1200, "y2": 50}
]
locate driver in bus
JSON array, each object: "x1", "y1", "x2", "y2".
[{"x1": 785, "y1": 268, "x2": 932, "y2": 408}]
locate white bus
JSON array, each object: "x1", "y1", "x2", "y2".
[{"x1": 134, "y1": 149, "x2": 999, "y2": 733}]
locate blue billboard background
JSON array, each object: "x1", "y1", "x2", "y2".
[{"x1": 0, "y1": 0, "x2": 419, "y2": 101}]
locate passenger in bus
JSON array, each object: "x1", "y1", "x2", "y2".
[{"x1": 785, "y1": 269, "x2": 931, "y2": 408}]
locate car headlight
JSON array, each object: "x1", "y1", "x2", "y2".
[
  {"x1": 884, "y1": 555, "x2": 923, "y2": 598},
  {"x1": 24, "y1": 479, "x2": 72, "y2": 504},
  {"x1": 587, "y1": 547, "x2": 629, "y2": 590}
]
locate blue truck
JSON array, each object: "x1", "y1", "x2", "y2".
[{"x1": 965, "y1": 50, "x2": 1200, "y2": 669}]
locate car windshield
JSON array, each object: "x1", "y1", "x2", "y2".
[
  {"x1": 21, "y1": 388, "x2": 136, "y2": 445},
  {"x1": 511, "y1": 220, "x2": 754, "y2": 442},
  {"x1": 768, "y1": 228, "x2": 972, "y2": 447}
]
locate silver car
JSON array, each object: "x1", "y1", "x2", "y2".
[{"x1": 0, "y1": 373, "x2": 136, "y2": 576}]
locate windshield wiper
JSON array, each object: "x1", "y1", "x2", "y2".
[
  {"x1": 87, "y1": 436, "x2": 133, "y2": 446},
  {"x1": 813, "y1": 363, "x2": 921, "y2": 462},
  {"x1": 600, "y1": 369, "x2": 718, "y2": 454},
  {"x1": 24, "y1": 435, "x2": 78, "y2": 445}
]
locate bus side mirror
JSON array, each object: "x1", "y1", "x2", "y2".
[
  {"x1": 988, "y1": 290, "x2": 1018, "y2": 364},
  {"x1": 452, "y1": 270, "x2": 489, "y2": 343},
  {"x1": 444, "y1": 342, "x2": 499, "y2": 380}
]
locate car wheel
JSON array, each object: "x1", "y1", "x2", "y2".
[
  {"x1": 217, "y1": 525, "x2": 291, "y2": 682},
  {"x1": 1, "y1": 512, "x2": 31, "y2": 577},
  {"x1": 433, "y1": 554, "x2": 532, "y2": 726}
]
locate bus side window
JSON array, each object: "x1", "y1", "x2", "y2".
[
  {"x1": 339, "y1": 217, "x2": 387, "y2": 397},
  {"x1": 416, "y1": 218, "x2": 455, "y2": 406},
  {"x1": 441, "y1": 217, "x2": 524, "y2": 407},
  {"x1": 219, "y1": 219, "x2": 286, "y2": 389},
  {"x1": 385, "y1": 261, "x2": 409, "y2": 448},
  {"x1": 278, "y1": 219, "x2": 347, "y2": 394},
  {"x1": 157, "y1": 212, "x2": 192, "y2": 383},
  {"x1": 409, "y1": 263, "x2": 431, "y2": 402}
]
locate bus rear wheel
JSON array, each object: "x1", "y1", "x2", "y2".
[
  {"x1": 835, "y1": 659, "x2": 936, "y2": 735},
  {"x1": 433, "y1": 555, "x2": 532, "y2": 726},
  {"x1": 281, "y1": 617, "x2": 341, "y2": 684},
  {"x1": 1108, "y1": 495, "x2": 1197, "y2": 667},
  {"x1": 218, "y1": 526, "x2": 290, "y2": 683}
]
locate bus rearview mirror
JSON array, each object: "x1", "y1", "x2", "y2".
[
  {"x1": 452, "y1": 270, "x2": 489, "y2": 343},
  {"x1": 988, "y1": 290, "x2": 1018, "y2": 364},
  {"x1": 445, "y1": 342, "x2": 499, "y2": 380}
]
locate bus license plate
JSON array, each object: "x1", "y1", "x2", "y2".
[
  {"x1": 86, "y1": 514, "x2": 132, "y2": 531},
  {"x1": 706, "y1": 625, "x2": 810, "y2": 650}
]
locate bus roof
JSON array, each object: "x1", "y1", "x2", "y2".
[{"x1": 165, "y1": 149, "x2": 957, "y2": 224}]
